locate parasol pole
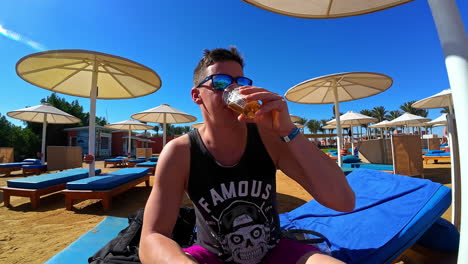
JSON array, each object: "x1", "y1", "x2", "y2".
[
  {"x1": 163, "y1": 114, "x2": 167, "y2": 147},
  {"x1": 41, "y1": 115, "x2": 47, "y2": 164},
  {"x1": 350, "y1": 121, "x2": 354, "y2": 155},
  {"x1": 447, "y1": 113, "x2": 461, "y2": 230},
  {"x1": 128, "y1": 129, "x2": 132, "y2": 157},
  {"x1": 332, "y1": 79, "x2": 343, "y2": 167},
  {"x1": 88, "y1": 56, "x2": 98, "y2": 177},
  {"x1": 427, "y1": 0, "x2": 468, "y2": 256}
]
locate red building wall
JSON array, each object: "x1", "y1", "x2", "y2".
[
  {"x1": 149, "y1": 136, "x2": 175, "y2": 154},
  {"x1": 112, "y1": 132, "x2": 126, "y2": 156},
  {"x1": 67, "y1": 131, "x2": 78, "y2": 145}
]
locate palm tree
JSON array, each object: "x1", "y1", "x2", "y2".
[
  {"x1": 399, "y1": 101, "x2": 429, "y2": 117},
  {"x1": 153, "y1": 125, "x2": 159, "y2": 136},
  {"x1": 385, "y1": 110, "x2": 402, "y2": 121},
  {"x1": 359, "y1": 109, "x2": 373, "y2": 137},
  {"x1": 306, "y1": 119, "x2": 321, "y2": 134},
  {"x1": 371, "y1": 106, "x2": 387, "y2": 122},
  {"x1": 295, "y1": 117, "x2": 307, "y2": 133},
  {"x1": 296, "y1": 117, "x2": 307, "y2": 126},
  {"x1": 319, "y1": 119, "x2": 328, "y2": 134}
]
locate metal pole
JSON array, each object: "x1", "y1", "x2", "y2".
[
  {"x1": 128, "y1": 129, "x2": 131, "y2": 157},
  {"x1": 41, "y1": 115, "x2": 47, "y2": 164},
  {"x1": 163, "y1": 114, "x2": 167, "y2": 147},
  {"x1": 427, "y1": 0, "x2": 468, "y2": 257},
  {"x1": 447, "y1": 113, "x2": 461, "y2": 230},
  {"x1": 88, "y1": 56, "x2": 98, "y2": 177},
  {"x1": 332, "y1": 80, "x2": 343, "y2": 167}
]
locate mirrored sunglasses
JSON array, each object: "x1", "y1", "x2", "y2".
[{"x1": 197, "y1": 74, "x2": 253, "y2": 90}]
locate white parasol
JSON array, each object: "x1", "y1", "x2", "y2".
[
  {"x1": 387, "y1": 113, "x2": 431, "y2": 134},
  {"x1": 412, "y1": 89, "x2": 453, "y2": 113},
  {"x1": 285, "y1": 72, "x2": 392, "y2": 166},
  {"x1": 16, "y1": 50, "x2": 162, "y2": 176},
  {"x1": 241, "y1": 0, "x2": 413, "y2": 19},
  {"x1": 426, "y1": 113, "x2": 448, "y2": 126},
  {"x1": 369, "y1": 120, "x2": 392, "y2": 138},
  {"x1": 191, "y1": 122, "x2": 204, "y2": 129},
  {"x1": 7, "y1": 103, "x2": 81, "y2": 164},
  {"x1": 132, "y1": 104, "x2": 197, "y2": 147},
  {"x1": 105, "y1": 120, "x2": 153, "y2": 157},
  {"x1": 327, "y1": 111, "x2": 377, "y2": 151}
]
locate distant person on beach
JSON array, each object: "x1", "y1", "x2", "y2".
[{"x1": 140, "y1": 47, "x2": 355, "y2": 264}]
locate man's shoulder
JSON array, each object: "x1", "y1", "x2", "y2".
[{"x1": 164, "y1": 134, "x2": 191, "y2": 154}]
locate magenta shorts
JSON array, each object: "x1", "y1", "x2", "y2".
[{"x1": 183, "y1": 238, "x2": 321, "y2": 264}]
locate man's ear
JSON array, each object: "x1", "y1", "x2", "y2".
[{"x1": 191, "y1": 88, "x2": 203, "y2": 104}]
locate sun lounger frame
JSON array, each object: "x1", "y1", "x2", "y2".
[
  {"x1": 104, "y1": 159, "x2": 126, "y2": 168},
  {"x1": 0, "y1": 183, "x2": 66, "y2": 209},
  {"x1": 22, "y1": 166, "x2": 48, "y2": 177},
  {"x1": 62, "y1": 174, "x2": 150, "y2": 211},
  {"x1": 423, "y1": 155, "x2": 451, "y2": 164},
  {"x1": 0, "y1": 166, "x2": 21, "y2": 176}
]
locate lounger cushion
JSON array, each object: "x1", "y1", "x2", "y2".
[
  {"x1": 427, "y1": 150, "x2": 445, "y2": 154},
  {"x1": 0, "y1": 163, "x2": 25, "y2": 168},
  {"x1": 342, "y1": 163, "x2": 394, "y2": 171},
  {"x1": 327, "y1": 150, "x2": 338, "y2": 154},
  {"x1": 23, "y1": 159, "x2": 41, "y2": 164},
  {"x1": 137, "y1": 157, "x2": 146, "y2": 160},
  {"x1": 22, "y1": 164, "x2": 47, "y2": 169},
  {"x1": 66, "y1": 168, "x2": 150, "y2": 190},
  {"x1": 7, "y1": 168, "x2": 101, "y2": 189},
  {"x1": 424, "y1": 153, "x2": 451, "y2": 157},
  {"x1": 149, "y1": 157, "x2": 158, "y2": 162},
  {"x1": 105, "y1": 158, "x2": 124, "y2": 162},
  {"x1": 136, "y1": 161, "x2": 157, "y2": 167},
  {"x1": 128, "y1": 159, "x2": 144, "y2": 164},
  {"x1": 342, "y1": 155, "x2": 361, "y2": 163},
  {"x1": 279, "y1": 169, "x2": 450, "y2": 263}
]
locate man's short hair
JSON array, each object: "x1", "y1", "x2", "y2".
[{"x1": 193, "y1": 46, "x2": 245, "y2": 87}]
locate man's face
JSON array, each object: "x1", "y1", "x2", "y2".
[{"x1": 194, "y1": 60, "x2": 244, "y2": 118}]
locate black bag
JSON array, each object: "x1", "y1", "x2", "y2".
[
  {"x1": 281, "y1": 229, "x2": 332, "y2": 255},
  {"x1": 89, "y1": 207, "x2": 196, "y2": 264}
]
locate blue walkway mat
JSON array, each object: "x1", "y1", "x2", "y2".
[{"x1": 45, "y1": 216, "x2": 128, "y2": 264}]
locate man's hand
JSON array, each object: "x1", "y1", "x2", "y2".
[{"x1": 238, "y1": 86, "x2": 295, "y2": 137}]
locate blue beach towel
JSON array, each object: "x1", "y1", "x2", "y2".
[{"x1": 279, "y1": 169, "x2": 450, "y2": 264}]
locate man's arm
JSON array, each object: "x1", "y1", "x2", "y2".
[
  {"x1": 139, "y1": 136, "x2": 196, "y2": 264},
  {"x1": 240, "y1": 86, "x2": 355, "y2": 212},
  {"x1": 272, "y1": 129, "x2": 355, "y2": 212}
]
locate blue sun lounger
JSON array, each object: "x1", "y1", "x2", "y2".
[
  {"x1": 0, "y1": 168, "x2": 101, "y2": 209},
  {"x1": 280, "y1": 169, "x2": 454, "y2": 263},
  {"x1": 0, "y1": 159, "x2": 41, "y2": 176},
  {"x1": 104, "y1": 156, "x2": 128, "y2": 168},
  {"x1": 423, "y1": 151, "x2": 451, "y2": 164},
  {"x1": 62, "y1": 168, "x2": 151, "y2": 211},
  {"x1": 341, "y1": 162, "x2": 394, "y2": 172},
  {"x1": 136, "y1": 161, "x2": 157, "y2": 173},
  {"x1": 46, "y1": 169, "x2": 457, "y2": 264}
]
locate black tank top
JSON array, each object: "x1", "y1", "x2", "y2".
[{"x1": 187, "y1": 123, "x2": 282, "y2": 264}]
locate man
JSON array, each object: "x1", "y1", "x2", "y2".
[{"x1": 140, "y1": 47, "x2": 355, "y2": 264}]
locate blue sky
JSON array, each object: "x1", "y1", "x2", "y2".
[{"x1": 1, "y1": 0, "x2": 466, "y2": 135}]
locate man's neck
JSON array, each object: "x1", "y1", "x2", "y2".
[{"x1": 198, "y1": 121, "x2": 248, "y2": 167}]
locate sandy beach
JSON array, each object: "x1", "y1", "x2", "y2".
[{"x1": 0, "y1": 161, "x2": 454, "y2": 264}]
